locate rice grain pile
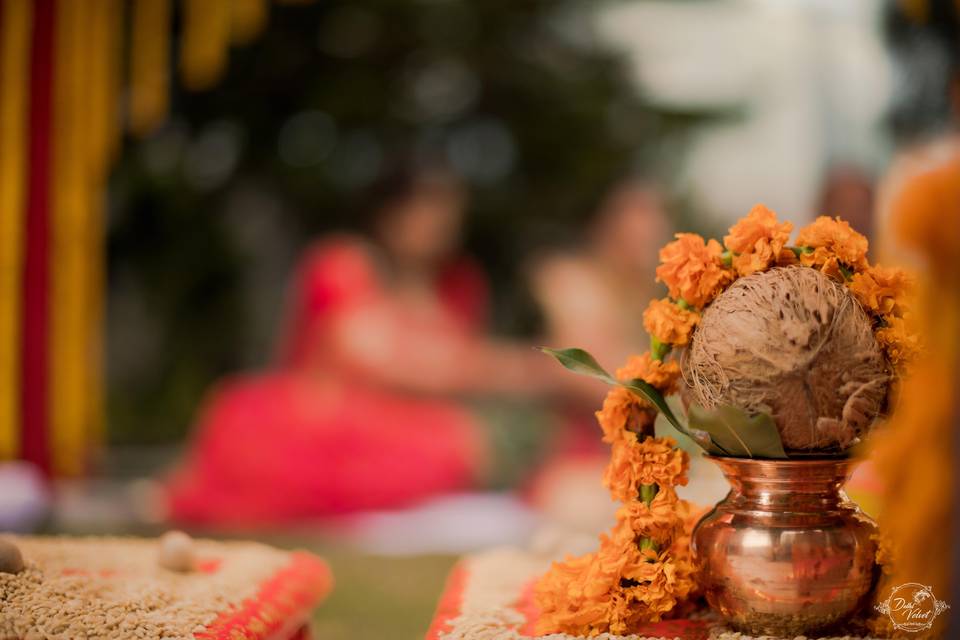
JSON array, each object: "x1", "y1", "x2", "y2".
[{"x1": 0, "y1": 536, "x2": 303, "y2": 640}]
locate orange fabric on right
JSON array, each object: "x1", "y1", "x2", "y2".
[{"x1": 868, "y1": 144, "x2": 959, "y2": 639}]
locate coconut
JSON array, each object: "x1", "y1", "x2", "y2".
[{"x1": 681, "y1": 266, "x2": 889, "y2": 452}]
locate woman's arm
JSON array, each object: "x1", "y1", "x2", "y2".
[{"x1": 324, "y1": 301, "x2": 569, "y2": 398}]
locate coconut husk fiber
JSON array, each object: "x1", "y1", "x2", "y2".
[{"x1": 681, "y1": 266, "x2": 889, "y2": 452}]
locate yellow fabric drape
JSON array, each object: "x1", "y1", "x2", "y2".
[
  {"x1": 85, "y1": 0, "x2": 123, "y2": 456},
  {"x1": 5, "y1": 0, "x2": 302, "y2": 473},
  {"x1": 48, "y1": 0, "x2": 118, "y2": 475},
  {"x1": 129, "y1": 0, "x2": 171, "y2": 136},
  {"x1": 181, "y1": 0, "x2": 231, "y2": 91},
  {"x1": 50, "y1": 0, "x2": 91, "y2": 476},
  {"x1": 230, "y1": 0, "x2": 268, "y2": 45},
  {"x1": 87, "y1": 0, "x2": 122, "y2": 175},
  {"x1": 0, "y1": 0, "x2": 32, "y2": 461}
]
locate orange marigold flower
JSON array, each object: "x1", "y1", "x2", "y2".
[
  {"x1": 619, "y1": 545, "x2": 694, "y2": 621},
  {"x1": 535, "y1": 508, "x2": 698, "y2": 636},
  {"x1": 655, "y1": 233, "x2": 734, "y2": 308},
  {"x1": 643, "y1": 298, "x2": 700, "y2": 347},
  {"x1": 535, "y1": 520, "x2": 646, "y2": 636},
  {"x1": 617, "y1": 490, "x2": 683, "y2": 542},
  {"x1": 796, "y1": 246, "x2": 846, "y2": 281},
  {"x1": 724, "y1": 204, "x2": 793, "y2": 254},
  {"x1": 732, "y1": 249, "x2": 775, "y2": 277},
  {"x1": 848, "y1": 265, "x2": 914, "y2": 317},
  {"x1": 796, "y1": 215, "x2": 869, "y2": 270},
  {"x1": 604, "y1": 437, "x2": 689, "y2": 502},
  {"x1": 595, "y1": 386, "x2": 655, "y2": 444},
  {"x1": 876, "y1": 315, "x2": 921, "y2": 369},
  {"x1": 616, "y1": 351, "x2": 682, "y2": 396},
  {"x1": 776, "y1": 247, "x2": 800, "y2": 266},
  {"x1": 724, "y1": 204, "x2": 794, "y2": 276},
  {"x1": 819, "y1": 252, "x2": 845, "y2": 282},
  {"x1": 534, "y1": 550, "x2": 608, "y2": 635}
]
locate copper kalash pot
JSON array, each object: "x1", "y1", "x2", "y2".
[{"x1": 691, "y1": 456, "x2": 879, "y2": 636}]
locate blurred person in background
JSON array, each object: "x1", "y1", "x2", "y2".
[
  {"x1": 528, "y1": 178, "x2": 670, "y2": 453},
  {"x1": 164, "y1": 160, "x2": 575, "y2": 525},
  {"x1": 525, "y1": 178, "x2": 671, "y2": 534},
  {"x1": 530, "y1": 180, "x2": 668, "y2": 376},
  {"x1": 875, "y1": 0, "x2": 960, "y2": 265},
  {"x1": 816, "y1": 164, "x2": 876, "y2": 246}
]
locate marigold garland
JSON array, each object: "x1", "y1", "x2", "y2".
[
  {"x1": 535, "y1": 349, "x2": 699, "y2": 636},
  {"x1": 649, "y1": 204, "x2": 919, "y2": 375},
  {"x1": 534, "y1": 203, "x2": 920, "y2": 637},
  {"x1": 534, "y1": 431, "x2": 699, "y2": 636}
]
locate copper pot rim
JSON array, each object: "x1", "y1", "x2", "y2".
[
  {"x1": 702, "y1": 454, "x2": 858, "y2": 478},
  {"x1": 702, "y1": 454, "x2": 854, "y2": 465}
]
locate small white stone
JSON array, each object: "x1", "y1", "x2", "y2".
[
  {"x1": 157, "y1": 530, "x2": 195, "y2": 572},
  {"x1": 0, "y1": 537, "x2": 24, "y2": 574}
]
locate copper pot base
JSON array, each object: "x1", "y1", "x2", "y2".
[{"x1": 692, "y1": 456, "x2": 879, "y2": 637}]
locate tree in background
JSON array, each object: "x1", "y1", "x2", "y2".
[{"x1": 107, "y1": 0, "x2": 709, "y2": 444}]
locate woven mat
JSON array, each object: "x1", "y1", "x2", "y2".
[
  {"x1": 0, "y1": 535, "x2": 331, "y2": 640},
  {"x1": 425, "y1": 547, "x2": 883, "y2": 640}
]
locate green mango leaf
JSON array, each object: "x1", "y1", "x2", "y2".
[
  {"x1": 672, "y1": 422, "x2": 728, "y2": 456},
  {"x1": 538, "y1": 347, "x2": 727, "y2": 455},
  {"x1": 620, "y1": 378, "x2": 680, "y2": 430},
  {"x1": 538, "y1": 347, "x2": 617, "y2": 385},
  {"x1": 654, "y1": 402, "x2": 726, "y2": 456},
  {"x1": 620, "y1": 378, "x2": 725, "y2": 455},
  {"x1": 687, "y1": 405, "x2": 788, "y2": 459}
]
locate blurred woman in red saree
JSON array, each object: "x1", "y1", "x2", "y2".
[{"x1": 165, "y1": 163, "x2": 560, "y2": 525}]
